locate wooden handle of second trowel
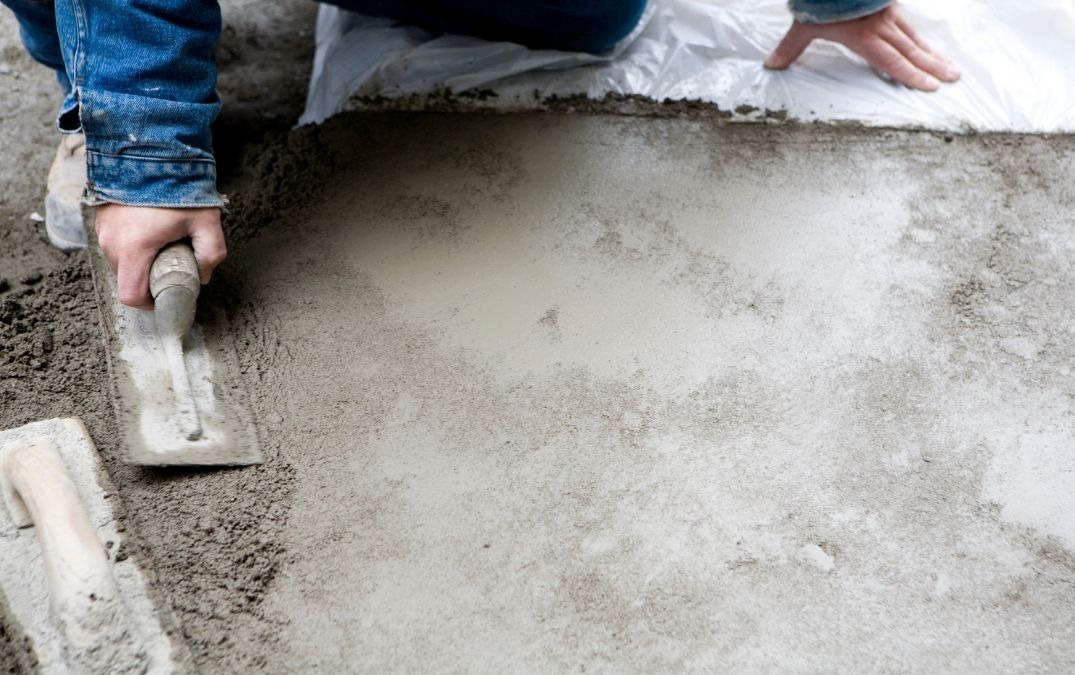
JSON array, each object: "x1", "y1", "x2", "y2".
[{"x1": 149, "y1": 241, "x2": 201, "y2": 301}]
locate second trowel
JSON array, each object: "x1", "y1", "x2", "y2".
[{"x1": 87, "y1": 230, "x2": 262, "y2": 467}]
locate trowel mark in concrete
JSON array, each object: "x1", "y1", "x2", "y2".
[{"x1": 219, "y1": 114, "x2": 1075, "y2": 671}]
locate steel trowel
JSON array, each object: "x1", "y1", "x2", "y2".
[{"x1": 86, "y1": 224, "x2": 262, "y2": 467}]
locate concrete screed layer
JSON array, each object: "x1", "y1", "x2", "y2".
[
  {"x1": 223, "y1": 114, "x2": 1074, "y2": 671},
  {"x1": 3, "y1": 110, "x2": 1075, "y2": 672}
]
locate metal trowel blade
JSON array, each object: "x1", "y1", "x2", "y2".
[{"x1": 84, "y1": 217, "x2": 262, "y2": 467}]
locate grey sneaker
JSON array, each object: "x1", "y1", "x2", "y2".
[{"x1": 44, "y1": 133, "x2": 87, "y2": 251}]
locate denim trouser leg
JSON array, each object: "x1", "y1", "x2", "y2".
[
  {"x1": 3, "y1": 0, "x2": 224, "y2": 207},
  {"x1": 318, "y1": 0, "x2": 649, "y2": 54},
  {"x1": 1, "y1": 0, "x2": 70, "y2": 93}
]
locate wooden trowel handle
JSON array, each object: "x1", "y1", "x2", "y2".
[
  {"x1": 149, "y1": 241, "x2": 201, "y2": 302},
  {"x1": 148, "y1": 241, "x2": 204, "y2": 441}
]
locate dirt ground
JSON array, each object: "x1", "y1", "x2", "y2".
[{"x1": 3, "y1": 2, "x2": 1075, "y2": 674}]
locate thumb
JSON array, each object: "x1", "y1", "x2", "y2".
[{"x1": 765, "y1": 22, "x2": 815, "y2": 70}]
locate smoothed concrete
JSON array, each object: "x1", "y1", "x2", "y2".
[{"x1": 223, "y1": 114, "x2": 1075, "y2": 672}]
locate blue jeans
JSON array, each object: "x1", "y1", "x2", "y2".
[
  {"x1": 322, "y1": 0, "x2": 649, "y2": 54},
  {"x1": 1, "y1": 0, "x2": 223, "y2": 208},
  {"x1": 1, "y1": 0, "x2": 885, "y2": 208}
]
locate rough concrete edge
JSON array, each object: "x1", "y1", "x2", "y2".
[{"x1": 330, "y1": 90, "x2": 1075, "y2": 139}]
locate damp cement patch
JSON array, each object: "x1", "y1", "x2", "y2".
[{"x1": 216, "y1": 114, "x2": 1075, "y2": 672}]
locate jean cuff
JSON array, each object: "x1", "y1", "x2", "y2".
[
  {"x1": 84, "y1": 150, "x2": 225, "y2": 208},
  {"x1": 789, "y1": 0, "x2": 892, "y2": 24}
]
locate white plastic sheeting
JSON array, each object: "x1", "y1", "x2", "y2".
[{"x1": 302, "y1": 0, "x2": 1075, "y2": 133}]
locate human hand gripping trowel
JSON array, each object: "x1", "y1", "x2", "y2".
[{"x1": 87, "y1": 232, "x2": 262, "y2": 467}]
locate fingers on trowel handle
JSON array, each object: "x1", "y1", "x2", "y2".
[{"x1": 149, "y1": 241, "x2": 202, "y2": 302}]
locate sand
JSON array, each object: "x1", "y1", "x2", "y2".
[{"x1": 3, "y1": 2, "x2": 1075, "y2": 673}]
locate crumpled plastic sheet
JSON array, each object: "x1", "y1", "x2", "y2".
[{"x1": 301, "y1": 0, "x2": 1075, "y2": 133}]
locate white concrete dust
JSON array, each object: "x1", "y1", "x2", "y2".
[{"x1": 224, "y1": 115, "x2": 1075, "y2": 672}]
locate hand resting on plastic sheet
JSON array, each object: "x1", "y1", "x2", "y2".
[{"x1": 765, "y1": 3, "x2": 960, "y2": 91}]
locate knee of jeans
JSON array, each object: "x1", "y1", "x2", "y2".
[{"x1": 561, "y1": 0, "x2": 648, "y2": 53}]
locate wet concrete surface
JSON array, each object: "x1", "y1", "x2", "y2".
[
  {"x1": 223, "y1": 114, "x2": 1075, "y2": 672},
  {"x1": 3, "y1": 2, "x2": 1075, "y2": 672}
]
